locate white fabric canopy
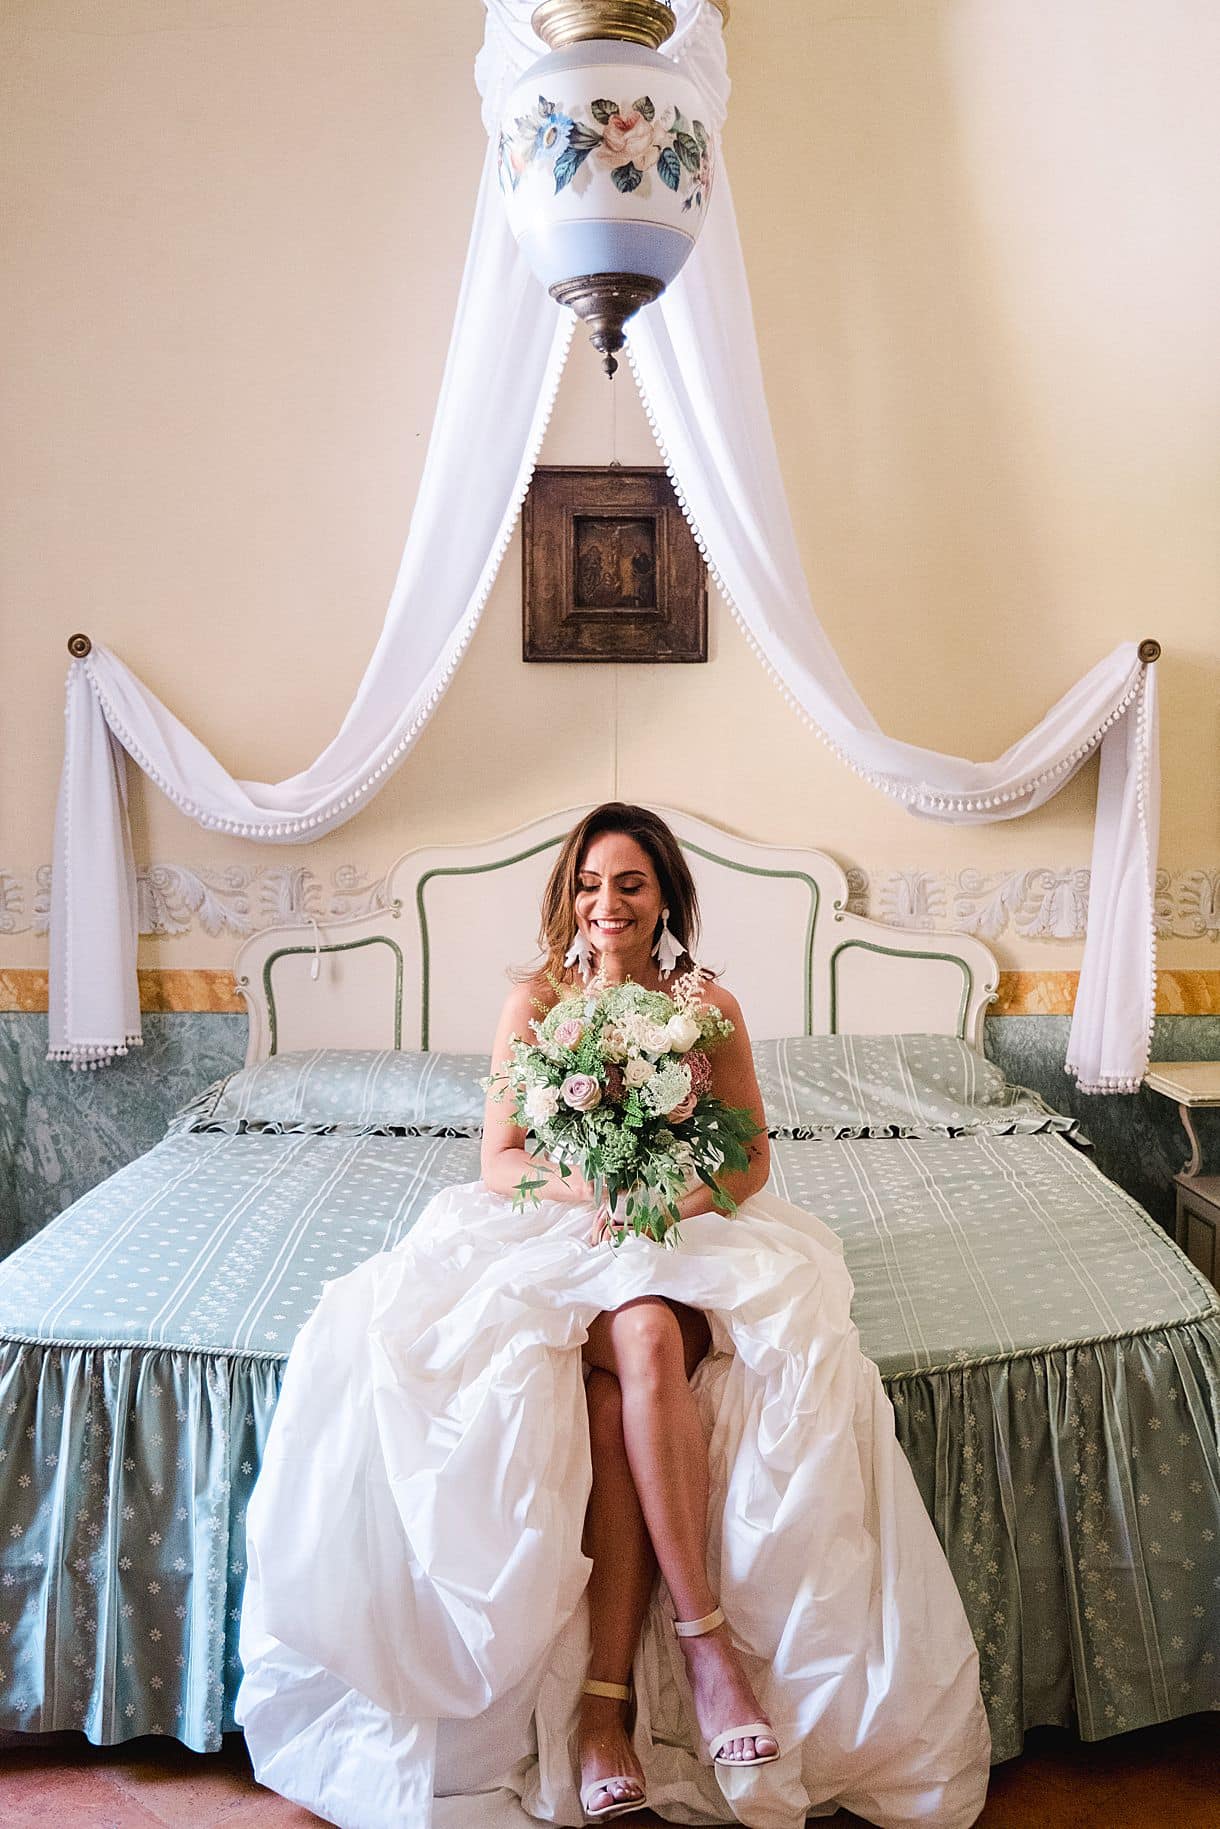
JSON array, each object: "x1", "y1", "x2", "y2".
[{"x1": 48, "y1": 0, "x2": 1159, "y2": 1091}]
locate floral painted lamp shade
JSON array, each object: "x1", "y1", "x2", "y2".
[{"x1": 498, "y1": 13, "x2": 715, "y2": 374}]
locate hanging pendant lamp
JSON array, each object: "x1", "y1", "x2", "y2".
[{"x1": 498, "y1": 0, "x2": 718, "y2": 375}]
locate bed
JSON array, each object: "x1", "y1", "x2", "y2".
[{"x1": 0, "y1": 808, "x2": 1216, "y2": 1768}]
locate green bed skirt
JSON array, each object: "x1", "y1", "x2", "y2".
[
  {"x1": 0, "y1": 1340, "x2": 278, "y2": 1751},
  {"x1": 890, "y1": 1313, "x2": 1220, "y2": 1760},
  {"x1": 1, "y1": 1317, "x2": 1218, "y2": 1762}
]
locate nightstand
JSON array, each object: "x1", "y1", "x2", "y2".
[
  {"x1": 1144, "y1": 1062, "x2": 1220, "y2": 1287},
  {"x1": 1173, "y1": 1176, "x2": 1220, "y2": 1288}
]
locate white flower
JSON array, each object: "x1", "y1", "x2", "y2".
[
  {"x1": 524, "y1": 1084, "x2": 561, "y2": 1126},
  {"x1": 643, "y1": 1061, "x2": 693, "y2": 1116},
  {"x1": 665, "y1": 1014, "x2": 700, "y2": 1053},
  {"x1": 599, "y1": 1025, "x2": 628, "y2": 1062},
  {"x1": 640, "y1": 1021, "x2": 672, "y2": 1054},
  {"x1": 624, "y1": 1056, "x2": 655, "y2": 1088}
]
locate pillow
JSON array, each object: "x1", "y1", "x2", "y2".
[
  {"x1": 172, "y1": 1048, "x2": 489, "y2": 1137},
  {"x1": 752, "y1": 1034, "x2": 1080, "y2": 1140}
]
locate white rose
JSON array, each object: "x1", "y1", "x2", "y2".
[
  {"x1": 665, "y1": 1014, "x2": 700, "y2": 1053},
  {"x1": 599, "y1": 1024, "x2": 628, "y2": 1063},
  {"x1": 624, "y1": 1056, "x2": 655, "y2": 1088},
  {"x1": 641, "y1": 1021, "x2": 672, "y2": 1055},
  {"x1": 523, "y1": 1084, "x2": 560, "y2": 1126}
]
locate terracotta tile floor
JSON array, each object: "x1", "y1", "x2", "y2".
[{"x1": 0, "y1": 1712, "x2": 1215, "y2": 1827}]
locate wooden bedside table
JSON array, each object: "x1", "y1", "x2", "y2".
[{"x1": 1144, "y1": 1062, "x2": 1220, "y2": 1286}]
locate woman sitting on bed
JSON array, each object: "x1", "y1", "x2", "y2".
[{"x1": 237, "y1": 803, "x2": 991, "y2": 1829}]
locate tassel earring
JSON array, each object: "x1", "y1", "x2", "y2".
[
  {"x1": 653, "y1": 908, "x2": 684, "y2": 979},
  {"x1": 564, "y1": 929, "x2": 594, "y2": 980}
]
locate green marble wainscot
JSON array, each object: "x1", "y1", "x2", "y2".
[
  {"x1": 2, "y1": 1010, "x2": 1220, "y2": 1256},
  {"x1": 983, "y1": 1015, "x2": 1220, "y2": 1231},
  {"x1": 0, "y1": 1015, "x2": 245, "y2": 1257}
]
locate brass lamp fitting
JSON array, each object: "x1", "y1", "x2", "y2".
[{"x1": 531, "y1": 1, "x2": 677, "y2": 51}]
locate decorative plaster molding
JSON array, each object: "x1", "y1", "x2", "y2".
[
  {"x1": 848, "y1": 865, "x2": 1219, "y2": 943},
  {"x1": 0, "y1": 863, "x2": 388, "y2": 939},
  {"x1": 0, "y1": 861, "x2": 1217, "y2": 944}
]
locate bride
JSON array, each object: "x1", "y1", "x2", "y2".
[{"x1": 237, "y1": 804, "x2": 991, "y2": 1829}]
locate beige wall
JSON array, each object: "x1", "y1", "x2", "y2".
[{"x1": 3, "y1": 0, "x2": 1217, "y2": 974}]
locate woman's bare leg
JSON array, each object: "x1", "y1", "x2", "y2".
[
  {"x1": 584, "y1": 1297, "x2": 778, "y2": 1766},
  {"x1": 577, "y1": 1367, "x2": 654, "y2": 1813}
]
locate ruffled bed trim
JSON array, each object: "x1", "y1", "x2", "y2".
[
  {"x1": 767, "y1": 1114, "x2": 1085, "y2": 1143},
  {"x1": 1, "y1": 1313, "x2": 1217, "y2": 1761},
  {"x1": 171, "y1": 1118, "x2": 483, "y2": 1140},
  {"x1": 889, "y1": 1310, "x2": 1220, "y2": 1761},
  {"x1": 0, "y1": 1338, "x2": 280, "y2": 1751},
  {"x1": 171, "y1": 1115, "x2": 1081, "y2": 1143}
]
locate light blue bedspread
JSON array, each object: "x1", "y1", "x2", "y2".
[{"x1": 0, "y1": 1127, "x2": 1216, "y2": 1760}]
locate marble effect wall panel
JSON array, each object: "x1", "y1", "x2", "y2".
[
  {"x1": 0, "y1": 1015, "x2": 244, "y2": 1257},
  {"x1": 2, "y1": 1013, "x2": 1219, "y2": 1259},
  {"x1": 983, "y1": 1015, "x2": 1220, "y2": 1227}
]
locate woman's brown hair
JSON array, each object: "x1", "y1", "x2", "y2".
[{"x1": 522, "y1": 803, "x2": 702, "y2": 990}]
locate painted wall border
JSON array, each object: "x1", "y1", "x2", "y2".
[
  {"x1": 4, "y1": 967, "x2": 1220, "y2": 1018},
  {"x1": 1, "y1": 860, "x2": 1218, "y2": 943}
]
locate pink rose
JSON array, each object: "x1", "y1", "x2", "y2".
[
  {"x1": 561, "y1": 1073, "x2": 602, "y2": 1112},
  {"x1": 554, "y1": 1018, "x2": 585, "y2": 1049},
  {"x1": 684, "y1": 1050, "x2": 713, "y2": 1096},
  {"x1": 598, "y1": 111, "x2": 662, "y2": 171},
  {"x1": 668, "y1": 1091, "x2": 698, "y2": 1124}
]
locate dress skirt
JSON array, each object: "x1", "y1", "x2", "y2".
[{"x1": 236, "y1": 1183, "x2": 991, "y2": 1828}]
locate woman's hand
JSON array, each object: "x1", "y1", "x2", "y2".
[
  {"x1": 551, "y1": 1162, "x2": 599, "y2": 1206},
  {"x1": 585, "y1": 1200, "x2": 626, "y2": 1247}
]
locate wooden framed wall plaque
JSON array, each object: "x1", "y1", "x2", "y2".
[{"x1": 522, "y1": 465, "x2": 707, "y2": 662}]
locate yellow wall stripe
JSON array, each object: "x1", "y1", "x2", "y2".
[{"x1": 3, "y1": 967, "x2": 1220, "y2": 1019}]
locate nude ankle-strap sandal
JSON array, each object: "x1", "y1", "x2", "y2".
[
  {"x1": 578, "y1": 1678, "x2": 649, "y2": 1822},
  {"x1": 672, "y1": 1604, "x2": 781, "y2": 1769}
]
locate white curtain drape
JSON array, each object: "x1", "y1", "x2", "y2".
[{"x1": 48, "y1": 0, "x2": 1160, "y2": 1092}]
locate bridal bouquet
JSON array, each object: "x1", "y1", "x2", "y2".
[{"x1": 486, "y1": 968, "x2": 760, "y2": 1244}]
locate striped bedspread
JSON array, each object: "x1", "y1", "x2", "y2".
[{"x1": 0, "y1": 1125, "x2": 1216, "y2": 1758}]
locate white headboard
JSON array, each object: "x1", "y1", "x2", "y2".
[{"x1": 233, "y1": 807, "x2": 999, "y2": 1064}]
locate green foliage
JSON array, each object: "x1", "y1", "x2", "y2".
[{"x1": 493, "y1": 975, "x2": 757, "y2": 1247}]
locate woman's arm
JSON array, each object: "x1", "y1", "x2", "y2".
[
  {"x1": 480, "y1": 981, "x2": 597, "y2": 1204},
  {"x1": 675, "y1": 983, "x2": 770, "y2": 1219}
]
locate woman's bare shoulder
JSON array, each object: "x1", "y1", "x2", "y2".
[
  {"x1": 693, "y1": 972, "x2": 744, "y2": 1021},
  {"x1": 498, "y1": 974, "x2": 563, "y2": 1033}
]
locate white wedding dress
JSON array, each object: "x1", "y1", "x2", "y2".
[{"x1": 236, "y1": 1182, "x2": 991, "y2": 1829}]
